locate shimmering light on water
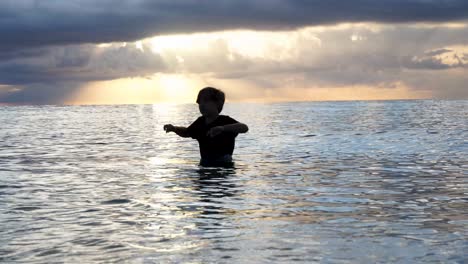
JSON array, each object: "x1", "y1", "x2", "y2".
[{"x1": 0, "y1": 100, "x2": 467, "y2": 263}]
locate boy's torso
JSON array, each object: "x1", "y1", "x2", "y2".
[{"x1": 187, "y1": 115, "x2": 239, "y2": 160}]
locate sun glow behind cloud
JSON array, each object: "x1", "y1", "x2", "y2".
[
  {"x1": 63, "y1": 22, "x2": 467, "y2": 105},
  {"x1": 67, "y1": 74, "x2": 203, "y2": 105},
  {"x1": 69, "y1": 29, "x2": 325, "y2": 104},
  {"x1": 149, "y1": 29, "x2": 322, "y2": 60}
]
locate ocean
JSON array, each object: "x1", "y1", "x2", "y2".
[{"x1": 0, "y1": 100, "x2": 467, "y2": 263}]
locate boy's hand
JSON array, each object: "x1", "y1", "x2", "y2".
[
  {"x1": 207, "y1": 126, "x2": 224, "y2": 137},
  {"x1": 163, "y1": 124, "x2": 175, "y2": 133}
]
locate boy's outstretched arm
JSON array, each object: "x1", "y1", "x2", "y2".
[
  {"x1": 164, "y1": 124, "x2": 190, "y2": 137},
  {"x1": 207, "y1": 123, "x2": 249, "y2": 137},
  {"x1": 224, "y1": 123, "x2": 249, "y2": 133}
]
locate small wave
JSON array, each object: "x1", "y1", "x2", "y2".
[
  {"x1": 35, "y1": 249, "x2": 62, "y2": 257},
  {"x1": 0, "y1": 185, "x2": 22, "y2": 189},
  {"x1": 101, "y1": 198, "x2": 131, "y2": 205},
  {"x1": 13, "y1": 206, "x2": 41, "y2": 211}
]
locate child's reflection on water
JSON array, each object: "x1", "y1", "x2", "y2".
[{"x1": 194, "y1": 165, "x2": 238, "y2": 201}]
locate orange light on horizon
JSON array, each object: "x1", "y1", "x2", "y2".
[
  {"x1": 65, "y1": 74, "x2": 204, "y2": 105},
  {"x1": 64, "y1": 75, "x2": 433, "y2": 105}
]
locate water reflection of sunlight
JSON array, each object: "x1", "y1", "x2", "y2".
[
  {"x1": 148, "y1": 157, "x2": 189, "y2": 165},
  {"x1": 151, "y1": 100, "x2": 194, "y2": 120},
  {"x1": 132, "y1": 164, "x2": 208, "y2": 255},
  {"x1": 126, "y1": 239, "x2": 206, "y2": 253}
]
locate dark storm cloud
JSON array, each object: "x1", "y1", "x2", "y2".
[
  {"x1": 0, "y1": 48, "x2": 49, "y2": 61},
  {"x1": 1, "y1": 0, "x2": 468, "y2": 50},
  {"x1": 0, "y1": 42, "x2": 167, "y2": 104},
  {"x1": 0, "y1": 83, "x2": 82, "y2": 105},
  {"x1": 0, "y1": 44, "x2": 166, "y2": 86}
]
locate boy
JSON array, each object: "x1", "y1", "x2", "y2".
[{"x1": 164, "y1": 87, "x2": 249, "y2": 166}]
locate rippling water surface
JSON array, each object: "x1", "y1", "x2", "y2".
[{"x1": 0, "y1": 100, "x2": 467, "y2": 263}]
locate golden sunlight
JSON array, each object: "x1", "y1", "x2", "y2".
[
  {"x1": 157, "y1": 74, "x2": 199, "y2": 102},
  {"x1": 66, "y1": 74, "x2": 205, "y2": 105},
  {"x1": 206, "y1": 77, "x2": 432, "y2": 103}
]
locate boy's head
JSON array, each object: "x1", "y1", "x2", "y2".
[{"x1": 196, "y1": 87, "x2": 225, "y2": 116}]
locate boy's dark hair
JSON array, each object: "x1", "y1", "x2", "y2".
[{"x1": 196, "y1": 87, "x2": 225, "y2": 113}]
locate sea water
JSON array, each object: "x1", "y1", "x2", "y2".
[{"x1": 0, "y1": 100, "x2": 466, "y2": 263}]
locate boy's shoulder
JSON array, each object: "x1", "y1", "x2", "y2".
[
  {"x1": 194, "y1": 115, "x2": 234, "y2": 120},
  {"x1": 191, "y1": 115, "x2": 238, "y2": 126},
  {"x1": 217, "y1": 115, "x2": 238, "y2": 124}
]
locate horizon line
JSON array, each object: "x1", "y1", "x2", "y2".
[{"x1": 2, "y1": 98, "x2": 465, "y2": 107}]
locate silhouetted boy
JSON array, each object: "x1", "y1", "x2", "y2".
[{"x1": 164, "y1": 87, "x2": 248, "y2": 166}]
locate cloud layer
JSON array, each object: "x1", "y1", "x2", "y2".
[
  {"x1": 1, "y1": 1, "x2": 468, "y2": 103},
  {"x1": 2, "y1": 0, "x2": 468, "y2": 50}
]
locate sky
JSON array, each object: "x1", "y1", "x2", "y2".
[{"x1": 0, "y1": 0, "x2": 468, "y2": 105}]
